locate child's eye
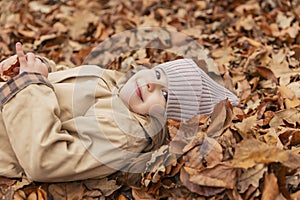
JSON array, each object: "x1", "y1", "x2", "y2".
[
  {"x1": 155, "y1": 70, "x2": 161, "y2": 80},
  {"x1": 162, "y1": 90, "x2": 168, "y2": 101}
]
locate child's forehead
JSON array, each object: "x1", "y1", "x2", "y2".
[{"x1": 136, "y1": 67, "x2": 168, "y2": 85}]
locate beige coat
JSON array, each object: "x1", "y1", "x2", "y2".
[{"x1": 0, "y1": 65, "x2": 162, "y2": 182}]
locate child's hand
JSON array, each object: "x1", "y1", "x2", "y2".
[{"x1": 16, "y1": 42, "x2": 49, "y2": 78}]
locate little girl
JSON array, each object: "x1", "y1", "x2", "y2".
[{"x1": 0, "y1": 42, "x2": 238, "y2": 182}]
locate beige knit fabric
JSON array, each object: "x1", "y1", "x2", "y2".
[{"x1": 155, "y1": 59, "x2": 239, "y2": 120}]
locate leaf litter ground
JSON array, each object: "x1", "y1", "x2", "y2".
[{"x1": 0, "y1": 0, "x2": 299, "y2": 199}]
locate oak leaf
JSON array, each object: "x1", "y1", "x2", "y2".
[
  {"x1": 180, "y1": 164, "x2": 237, "y2": 197},
  {"x1": 231, "y1": 138, "x2": 300, "y2": 169},
  {"x1": 237, "y1": 164, "x2": 267, "y2": 193}
]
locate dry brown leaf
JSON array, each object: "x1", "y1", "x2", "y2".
[
  {"x1": 256, "y1": 66, "x2": 278, "y2": 84},
  {"x1": 217, "y1": 129, "x2": 236, "y2": 160},
  {"x1": 279, "y1": 85, "x2": 297, "y2": 100},
  {"x1": 236, "y1": 79, "x2": 252, "y2": 104},
  {"x1": 239, "y1": 37, "x2": 262, "y2": 48},
  {"x1": 231, "y1": 138, "x2": 300, "y2": 169},
  {"x1": 261, "y1": 172, "x2": 280, "y2": 200},
  {"x1": 83, "y1": 190, "x2": 102, "y2": 198},
  {"x1": 12, "y1": 177, "x2": 31, "y2": 191},
  {"x1": 269, "y1": 108, "x2": 300, "y2": 129},
  {"x1": 131, "y1": 188, "x2": 156, "y2": 200},
  {"x1": 237, "y1": 164, "x2": 267, "y2": 193},
  {"x1": 211, "y1": 47, "x2": 235, "y2": 68},
  {"x1": 278, "y1": 127, "x2": 300, "y2": 147},
  {"x1": 28, "y1": 1, "x2": 55, "y2": 14},
  {"x1": 0, "y1": 58, "x2": 20, "y2": 81},
  {"x1": 238, "y1": 15, "x2": 255, "y2": 31},
  {"x1": 180, "y1": 167, "x2": 225, "y2": 197},
  {"x1": 180, "y1": 164, "x2": 237, "y2": 197},
  {"x1": 235, "y1": 1, "x2": 260, "y2": 16},
  {"x1": 234, "y1": 115, "x2": 257, "y2": 139},
  {"x1": 67, "y1": 10, "x2": 99, "y2": 40},
  {"x1": 0, "y1": 0, "x2": 299, "y2": 199},
  {"x1": 279, "y1": 85, "x2": 300, "y2": 109},
  {"x1": 207, "y1": 100, "x2": 233, "y2": 138},
  {"x1": 269, "y1": 49, "x2": 300, "y2": 86},
  {"x1": 83, "y1": 178, "x2": 121, "y2": 197},
  {"x1": 0, "y1": 176, "x2": 15, "y2": 200},
  {"x1": 142, "y1": 145, "x2": 178, "y2": 188},
  {"x1": 189, "y1": 164, "x2": 237, "y2": 189},
  {"x1": 0, "y1": 176, "x2": 16, "y2": 187},
  {"x1": 263, "y1": 128, "x2": 283, "y2": 147},
  {"x1": 291, "y1": 191, "x2": 300, "y2": 200},
  {"x1": 36, "y1": 187, "x2": 47, "y2": 200},
  {"x1": 48, "y1": 182, "x2": 85, "y2": 200},
  {"x1": 183, "y1": 136, "x2": 223, "y2": 170},
  {"x1": 276, "y1": 12, "x2": 294, "y2": 29},
  {"x1": 169, "y1": 115, "x2": 209, "y2": 155}
]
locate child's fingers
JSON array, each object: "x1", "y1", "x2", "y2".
[
  {"x1": 26, "y1": 52, "x2": 36, "y2": 66},
  {"x1": 15, "y1": 42, "x2": 27, "y2": 68}
]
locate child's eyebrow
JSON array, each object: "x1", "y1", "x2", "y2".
[{"x1": 156, "y1": 68, "x2": 167, "y2": 76}]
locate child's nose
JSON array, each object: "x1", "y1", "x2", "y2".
[{"x1": 147, "y1": 83, "x2": 156, "y2": 92}]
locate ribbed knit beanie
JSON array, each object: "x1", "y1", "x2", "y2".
[{"x1": 154, "y1": 59, "x2": 239, "y2": 120}]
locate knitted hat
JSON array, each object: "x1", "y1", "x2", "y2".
[{"x1": 154, "y1": 59, "x2": 239, "y2": 120}]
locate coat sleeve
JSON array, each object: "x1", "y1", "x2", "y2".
[{"x1": 0, "y1": 73, "x2": 135, "y2": 182}]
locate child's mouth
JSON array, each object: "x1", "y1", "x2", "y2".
[{"x1": 136, "y1": 82, "x2": 143, "y2": 101}]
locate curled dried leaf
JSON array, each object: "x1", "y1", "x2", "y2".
[
  {"x1": 207, "y1": 99, "x2": 233, "y2": 138},
  {"x1": 256, "y1": 66, "x2": 278, "y2": 84},
  {"x1": 142, "y1": 146, "x2": 178, "y2": 187},
  {"x1": 1, "y1": 58, "x2": 20, "y2": 81}
]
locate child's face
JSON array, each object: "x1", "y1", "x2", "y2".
[{"x1": 119, "y1": 68, "x2": 168, "y2": 118}]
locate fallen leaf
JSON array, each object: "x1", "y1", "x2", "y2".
[
  {"x1": 180, "y1": 164, "x2": 237, "y2": 197},
  {"x1": 131, "y1": 188, "x2": 155, "y2": 200},
  {"x1": 183, "y1": 136, "x2": 223, "y2": 170},
  {"x1": 48, "y1": 182, "x2": 85, "y2": 200},
  {"x1": 207, "y1": 100, "x2": 233, "y2": 138},
  {"x1": 189, "y1": 164, "x2": 237, "y2": 189},
  {"x1": 67, "y1": 10, "x2": 99, "y2": 40},
  {"x1": 239, "y1": 15, "x2": 255, "y2": 31},
  {"x1": 0, "y1": 0, "x2": 299, "y2": 199},
  {"x1": 269, "y1": 108, "x2": 300, "y2": 129},
  {"x1": 237, "y1": 164, "x2": 267, "y2": 193},
  {"x1": 231, "y1": 138, "x2": 300, "y2": 169},
  {"x1": 261, "y1": 172, "x2": 280, "y2": 200},
  {"x1": 278, "y1": 128, "x2": 300, "y2": 147},
  {"x1": 211, "y1": 47, "x2": 235, "y2": 68},
  {"x1": 256, "y1": 66, "x2": 278, "y2": 84},
  {"x1": 1, "y1": 58, "x2": 20, "y2": 81},
  {"x1": 83, "y1": 178, "x2": 121, "y2": 197},
  {"x1": 234, "y1": 115, "x2": 257, "y2": 139}
]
